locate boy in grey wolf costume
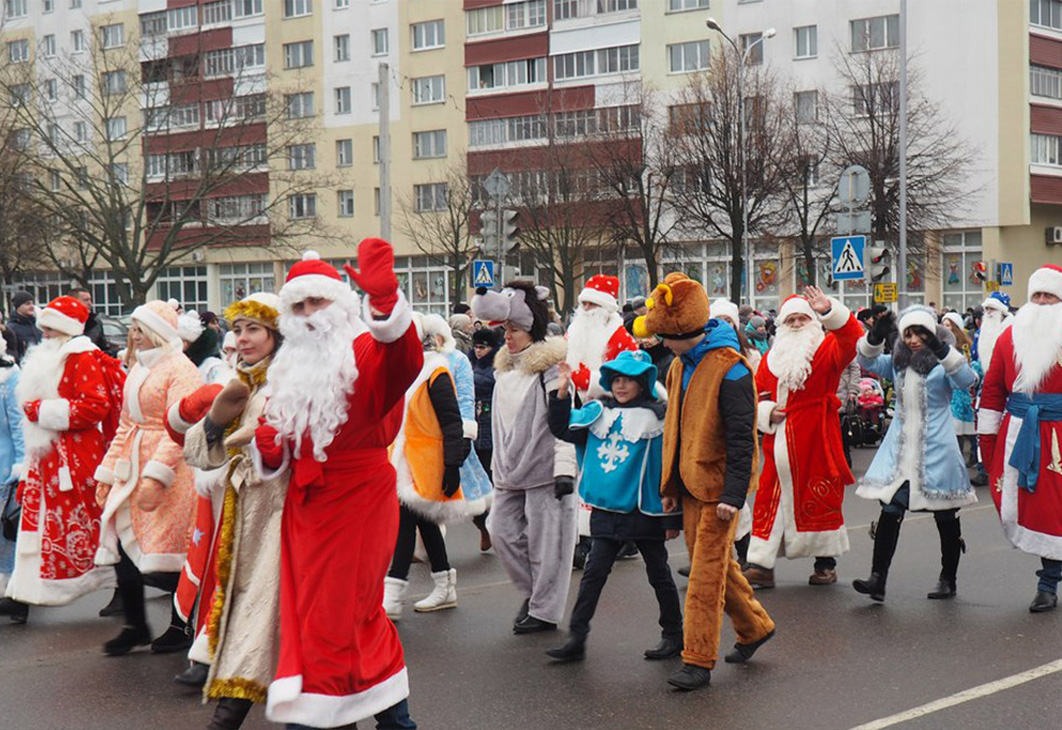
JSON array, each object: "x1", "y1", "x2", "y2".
[{"x1": 471, "y1": 283, "x2": 578, "y2": 633}]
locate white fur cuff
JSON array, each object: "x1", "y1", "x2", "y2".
[
  {"x1": 462, "y1": 419, "x2": 478, "y2": 441},
  {"x1": 93, "y1": 465, "x2": 115, "y2": 486},
  {"x1": 978, "y1": 408, "x2": 1003, "y2": 435},
  {"x1": 757, "y1": 400, "x2": 780, "y2": 435},
  {"x1": 363, "y1": 290, "x2": 412, "y2": 344},
  {"x1": 142, "y1": 460, "x2": 176, "y2": 488},
  {"x1": 8, "y1": 463, "x2": 21, "y2": 482},
  {"x1": 167, "y1": 402, "x2": 195, "y2": 436},
  {"x1": 940, "y1": 346, "x2": 965, "y2": 375},
  {"x1": 37, "y1": 399, "x2": 70, "y2": 431},
  {"x1": 857, "y1": 336, "x2": 884, "y2": 359},
  {"x1": 818, "y1": 299, "x2": 851, "y2": 331}
]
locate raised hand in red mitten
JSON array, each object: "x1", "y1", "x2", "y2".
[
  {"x1": 344, "y1": 237, "x2": 399, "y2": 315},
  {"x1": 23, "y1": 400, "x2": 40, "y2": 422},
  {"x1": 166, "y1": 383, "x2": 224, "y2": 444},
  {"x1": 254, "y1": 417, "x2": 285, "y2": 470}
]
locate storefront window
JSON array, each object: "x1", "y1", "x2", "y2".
[{"x1": 940, "y1": 231, "x2": 982, "y2": 313}]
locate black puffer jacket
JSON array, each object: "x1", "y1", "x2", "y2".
[
  {"x1": 471, "y1": 348, "x2": 497, "y2": 452},
  {"x1": 7, "y1": 312, "x2": 40, "y2": 363}
]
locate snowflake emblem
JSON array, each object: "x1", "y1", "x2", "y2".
[{"x1": 596, "y1": 432, "x2": 630, "y2": 473}]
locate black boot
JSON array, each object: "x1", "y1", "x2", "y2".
[
  {"x1": 644, "y1": 636, "x2": 683, "y2": 661},
  {"x1": 928, "y1": 513, "x2": 962, "y2": 599},
  {"x1": 545, "y1": 635, "x2": 586, "y2": 662},
  {"x1": 103, "y1": 625, "x2": 152, "y2": 656},
  {"x1": 153, "y1": 597, "x2": 193, "y2": 653},
  {"x1": 207, "y1": 697, "x2": 253, "y2": 730},
  {"x1": 106, "y1": 560, "x2": 150, "y2": 656},
  {"x1": 175, "y1": 661, "x2": 209, "y2": 687},
  {"x1": 98, "y1": 587, "x2": 123, "y2": 617},
  {"x1": 667, "y1": 664, "x2": 711, "y2": 691},
  {"x1": 853, "y1": 511, "x2": 902, "y2": 602},
  {"x1": 0, "y1": 596, "x2": 29, "y2": 624}
]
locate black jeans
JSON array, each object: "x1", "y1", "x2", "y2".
[
  {"x1": 568, "y1": 536, "x2": 682, "y2": 641},
  {"x1": 389, "y1": 506, "x2": 449, "y2": 580}
]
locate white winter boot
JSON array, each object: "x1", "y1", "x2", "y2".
[
  {"x1": 414, "y1": 569, "x2": 457, "y2": 612},
  {"x1": 383, "y1": 577, "x2": 408, "y2": 621}
]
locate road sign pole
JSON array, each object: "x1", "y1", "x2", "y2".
[{"x1": 898, "y1": 0, "x2": 909, "y2": 309}]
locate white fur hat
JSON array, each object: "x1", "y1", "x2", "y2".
[
  {"x1": 779, "y1": 295, "x2": 815, "y2": 323},
  {"x1": 942, "y1": 311, "x2": 965, "y2": 333},
  {"x1": 897, "y1": 305, "x2": 937, "y2": 336},
  {"x1": 1028, "y1": 265, "x2": 1062, "y2": 302},
  {"x1": 419, "y1": 313, "x2": 456, "y2": 352},
  {"x1": 177, "y1": 312, "x2": 204, "y2": 343},
  {"x1": 709, "y1": 298, "x2": 740, "y2": 325}
]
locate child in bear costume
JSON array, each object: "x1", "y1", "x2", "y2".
[{"x1": 633, "y1": 272, "x2": 775, "y2": 691}]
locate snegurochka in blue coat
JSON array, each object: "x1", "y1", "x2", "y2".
[{"x1": 543, "y1": 349, "x2": 683, "y2": 663}]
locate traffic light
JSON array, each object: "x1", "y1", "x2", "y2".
[
  {"x1": 867, "y1": 245, "x2": 890, "y2": 282},
  {"x1": 478, "y1": 209, "x2": 497, "y2": 253},
  {"x1": 973, "y1": 261, "x2": 988, "y2": 283},
  {"x1": 502, "y1": 209, "x2": 520, "y2": 252}
]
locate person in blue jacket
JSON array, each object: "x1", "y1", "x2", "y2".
[
  {"x1": 0, "y1": 338, "x2": 25, "y2": 600},
  {"x1": 543, "y1": 349, "x2": 683, "y2": 663}
]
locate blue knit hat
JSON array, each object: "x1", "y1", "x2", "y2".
[{"x1": 599, "y1": 350, "x2": 658, "y2": 400}]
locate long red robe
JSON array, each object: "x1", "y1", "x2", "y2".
[
  {"x1": 748, "y1": 305, "x2": 863, "y2": 568},
  {"x1": 265, "y1": 307, "x2": 422, "y2": 728}
]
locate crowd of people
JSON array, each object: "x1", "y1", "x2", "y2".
[{"x1": 2, "y1": 244, "x2": 1062, "y2": 729}]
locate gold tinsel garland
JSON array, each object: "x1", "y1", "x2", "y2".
[
  {"x1": 207, "y1": 676, "x2": 267, "y2": 704},
  {"x1": 224, "y1": 300, "x2": 279, "y2": 331}
]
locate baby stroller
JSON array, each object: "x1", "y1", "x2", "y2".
[{"x1": 845, "y1": 378, "x2": 888, "y2": 447}]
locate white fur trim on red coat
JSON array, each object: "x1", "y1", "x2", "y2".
[
  {"x1": 978, "y1": 408, "x2": 1003, "y2": 435},
  {"x1": 142, "y1": 460, "x2": 176, "y2": 488},
  {"x1": 267, "y1": 668, "x2": 409, "y2": 727},
  {"x1": 37, "y1": 398, "x2": 69, "y2": 431},
  {"x1": 1029, "y1": 266, "x2": 1062, "y2": 302},
  {"x1": 36, "y1": 307, "x2": 85, "y2": 337},
  {"x1": 279, "y1": 274, "x2": 354, "y2": 313},
  {"x1": 757, "y1": 400, "x2": 780, "y2": 435},
  {"x1": 818, "y1": 299, "x2": 850, "y2": 331},
  {"x1": 363, "y1": 290, "x2": 412, "y2": 344},
  {"x1": 167, "y1": 401, "x2": 195, "y2": 436}
]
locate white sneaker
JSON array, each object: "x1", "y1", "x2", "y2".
[
  {"x1": 383, "y1": 577, "x2": 408, "y2": 621},
  {"x1": 414, "y1": 569, "x2": 457, "y2": 612}
]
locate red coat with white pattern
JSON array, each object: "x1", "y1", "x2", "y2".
[
  {"x1": 979, "y1": 328, "x2": 1062, "y2": 559},
  {"x1": 570, "y1": 324, "x2": 638, "y2": 399},
  {"x1": 7, "y1": 337, "x2": 114, "y2": 606}
]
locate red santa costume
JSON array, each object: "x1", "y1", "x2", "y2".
[
  {"x1": 5, "y1": 297, "x2": 116, "y2": 606},
  {"x1": 254, "y1": 242, "x2": 422, "y2": 728},
  {"x1": 980, "y1": 266, "x2": 1062, "y2": 580},
  {"x1": 565, "y1": 275, "x2": 637, "y2": 400},
  {"x1": 747, "y1": 294, "x2": 863, "y2": 583}
]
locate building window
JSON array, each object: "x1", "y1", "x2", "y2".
[
  {"x1": 44, "y1": 79, "x2": 57, "y2": 101},
  {"x1": 288, "y1": 193, "x2": 317, "y2": 220},
  {"x1": 1032, "y1": 132, "x2": 1062, "y2": 165},
  {"x1": 73, "y1": 75, "x2": 85, "y2": 98},
  {"x1": 466, "y1": 5, "x2": 503, "y2": 36},
  {"x1": 852, "y1": 82, "x2": 897, "y2": 116},
  {"x1": 284, "y1": 0, "x2": 312, "y2": 18},
  {"x1": 288, "y1": 144, "x2": 317, "y2": 170},
  {"x1": 1032, "y1": 64, "x2": 1062, "y2": 99},
  {"x1": 220, "y1": 262, "x2": 274, "y2": 304},
  {"x1": 374, "y1": 187, "x2": 380, "y2": 215},
  {"x1": 74, "y1": 121, "x2": 87, "y2": 141},
  {"x1": 667, "y1": 0, "x2": 708, "y2": 11},
  {"x1": 205, "y1": 44, "x2": 266, "y2": 78},
  {"x1": 668, "y1": 40, "x2": 709, "y2": 73},
  {"x1": 506, "y1": 0, "x2": 546, "y2": 30},
  {"x1": 336, "y1": 0, "x2": 349, "y2": 7},
  {"x1": 334, "y1": 86, "x2": 351, "y2": 114},
  {"x1": 469, "y1": 58, "x2": 546, "y2": 91},
  {"x1": 553, "y1": 44, "x2": 639, "y2": 80},
  {"x1": 4, "y1": 0, "x2": 26, "y2": 19},
  {"x1": 71, "y1": 30, "x2": 85, "y2": 53},
  {"x1": 283, "y1": 40, "x2": 314, "y2": 69},
  {"x1": 206, "y1": 194, "x2": 266, "y2": 223},
  {"x1": 371, "y1": 82, "x2": 380, "y2": 110},
  {"x1": 235, "y1": 0, "x2": 263, "y2": 17},
  {"x1": 413, "y1": 130, "x2": 446, "y2": 159},
  {"x1": 398, "y1": 256, "x2": 452, "y2": 315},
  {"x1": 337, "y1": 190, "x2": 355, "y2": 217},
  {"x1": 336, "y1": 139, "x2": 353, "y2": 166},
  {"x1": 109, "y1": 163, "x2": 129, "y2": 186},
  {"x1": 412, "y1": 20, "x2": 444, "y2": 50},
  {"x1": 851, "y1": 15, "x2": 899, "y2": 52},
  {"x1": 372, "y1": 135, "x2": 381, "y2": 163},
  {"x1": 414, "y1": 183, "x2": 447, "y2": 212},
  {"x1": 795, "y1": 90, "x2": 818, "y2": 123},
  {"x1": 285, "y1": 91, "x2": 315, "y2": 118},
  {"x1": 372, "y1": 28, "x2": 388, "y2": 55},
  {"x1": 939, "y1": 231, "x2": 985, "y2": 313},
  {"x1": 203, "y1": 1, "x2": 233, "y2": 24},
  {"x1": 140, "y1": 11, "x2": 167, "y2": 37},
  {"x1": 155, "y1": 266, "x2": 209, "y2": 313},
  {"x1": 167, "y1": 6, "x2": 197, "y2": 30},
  {"x1": 146, "y1": 151, "x2": 199, "y2": 179},
  {"x1": 334, "y1": 34, "x2": 350, "y2": 61},
  {"x1": 102, "y1": 70, "x2": 127, "y2": 96},
  {"x1": 7, "y1": 39, "x2": 28, "y2": 64},
  {"x1": 739, "y1": 33, "x2": 764, "y2": 65},
  {"x1": 794, "y1": 25, "x2": 817, "y2": 59},
  {"x1": 204, "y1": 94, "x2": 266, "y2": 123},
  {"x1": 1032, "y1": 0, "x2": 1062, "y2": 29},
  {"x1": 412, "y1": 75, "x2": 445, "y2": 105},
  {"x1": 597, "y1": 0, "x2": 637, "y2": 12},
  {"x1": 43, "y1": 0, "x2": 53, "y2": 12},
  {"x1": 70, "y1": 0, "x2": 80, "y2": 7},
  {"x1": 41, "y1": 35, "x2": 56, "y2": 58},
  {"x1": 105, "y1": 117, "x2": 127, "y2": 140},
  {"x1": 101, "y1": 23, "x2": 124, "y2": 49}
]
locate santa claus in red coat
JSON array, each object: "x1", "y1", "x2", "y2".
[
  {"x1": 979, "y1": 264, "x2": 1062, "y2": 613},
  {"x1": 566, "y1": 275, "x2": 637, "y2": 400},
  {"x1": 254, "y1": 240, "x2": 423, "y2": 728},
  {"x1": 745, "y1": 286, "x2": 864, "y2": 589}
]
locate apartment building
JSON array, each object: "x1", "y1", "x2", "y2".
[{"x1": 2, "y1": 0, "x2": 1060, "y2": 315}]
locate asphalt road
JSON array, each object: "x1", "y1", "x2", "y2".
[{"x1": 3, "y1": 447, "x2": 1061, "y2": 730}]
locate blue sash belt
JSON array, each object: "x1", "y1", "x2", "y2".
[{"x1": 1006, "y1": 393, "x2": 1062, "y2": 493}]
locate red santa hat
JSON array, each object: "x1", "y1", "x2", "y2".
[
  {"x1": 778, "y1": 294, "x2": 815, "y2": 324},
  {"x1": 709, "y1": 298, "x2": 740, "y2": 325},
  {"x1": 36, "y1": 295, "x2": 89, "y2": 337},
  {"x1": 280, "y1": 251, "x2": 354, "y2": 311},
  {"x1": 132, "y1": 299, "x2": 180, "y2": 343},
  {"x1": 1028, "y1": 264, "x2": 1062, "y2": 302},
  {"x1": 579, "y1": 275, "x2": 620, "y2": 313}
]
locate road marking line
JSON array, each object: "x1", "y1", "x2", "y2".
[{"x1": 848, "y1": 658, "x2": 1062, "y2": 730}]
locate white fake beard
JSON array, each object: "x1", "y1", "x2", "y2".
[
  {"x1": 768, "y1": 321, "x2": 825, "y2": 393},
  {"x1": 978, "y1": 309, "x2": 1010, "y2": 373},
  {"x1": 565, "y1": 306, "x2": 619, "y2": 371},
  {"x1": 16, "y1": 337, "x2": 67, "y2": 458},
  {"x1": 1012, "y1": 302, "x2": 1062, "y2": 393},
  {"x1": 266, "y1": 300, "x2": 360, "y2": 461}
]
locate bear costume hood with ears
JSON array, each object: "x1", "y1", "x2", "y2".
[
  {"x1": 471, "y1": 282, "x2": 551, "y2": 340},
  {"x1": 632, "y1": 272, "x2": 710, "y2": 340}
]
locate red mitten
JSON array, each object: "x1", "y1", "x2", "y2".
[
  {"x1": 23, "y1": 400, "x2": 40, "y2": 422},
  {"x1": 570, "y1": 365, "x2": 591, "y2": 394},
  {"x1": 166, "y1": 384, "x2": 225, "y2": 443},
  {"x1": 254, "y1": 418, "x2": 284, "y2": 469},
  {"x1": 979, "y1": 435, "x2": 997, "y2": 472},
  {"x1": 344, "y1": 237, "x2": 398, "y2": 314}
]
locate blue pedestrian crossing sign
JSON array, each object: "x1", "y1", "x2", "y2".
[
  {"x1": 998, "y1": 262, "x2": 1014, "y2": 286},
  {"x1": 472, "y1": 259, "x2": 495, "y2": 287},
  {"x1": 831, "y1": 235, "x2": 866, "y2": 281}
]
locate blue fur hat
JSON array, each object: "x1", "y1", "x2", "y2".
[{"x1": 599, "y1": 350, "x2": 658, "y2": 400}]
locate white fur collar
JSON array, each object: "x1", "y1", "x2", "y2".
[
  {"x1": 16, "y1": 337, "x2": 96, "y2": 458},
  {"x1": 494, "y1": 336, "x2": 567, "y2": 376}
]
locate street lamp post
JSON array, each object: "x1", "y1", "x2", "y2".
[{"x1": 706, "y1": 19, "x2": 774, "y2": 305}]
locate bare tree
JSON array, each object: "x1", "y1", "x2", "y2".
[
  {"x1": 669, "y1": 52, "x2": 789, "y2": 300},
  {"x1": 0, "y1": 26, "x2": 331, "y2": 305},
  {"x1": 397, "y1": 161, "x2": 479, "y2": 307}
]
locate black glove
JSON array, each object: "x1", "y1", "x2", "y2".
[
  {"x1": 911, "y1": 325, "x2": 950, "y2": 361},
  {"x1": 867, "y1": 311, "x2": 895, "y2": 346},
  {"x1": 554, "y1": 476, "x2": 575, "y2": 500},
  {"x1": 442, "y1": 466, "x2": 461, "y2": 498}
]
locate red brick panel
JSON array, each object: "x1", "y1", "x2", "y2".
[
  {"x1": 1032, "y1": 173, "x2": 1062, "y2": 204},
  {"x1": 467, "y1": 137, "x2": 640, "y2": 174},
  {"x1": 1032, "y1": 34, "x2": 1062, "y2": 69},
  {"x1": 144, "y1": 123, "x2": 267, "y2": 154},
  {"x1": 168, "y1": 77, "x2": 234, "y2": 105},
  {"x1": 465, "y1": 32, "x2": 548, "y2": 66},
  {"x1": 169, "y1": 28, "x2": 231, "y2": 56},
  {"x1": 1032, "y1": 103, "x2": 1062, "y2": 134},
  {"x1": 466, "y1": 86, "x2": 595, "y2": 121},
  {"x1": 146, "y1": 224, "x2": 270, "y2": 251}
]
